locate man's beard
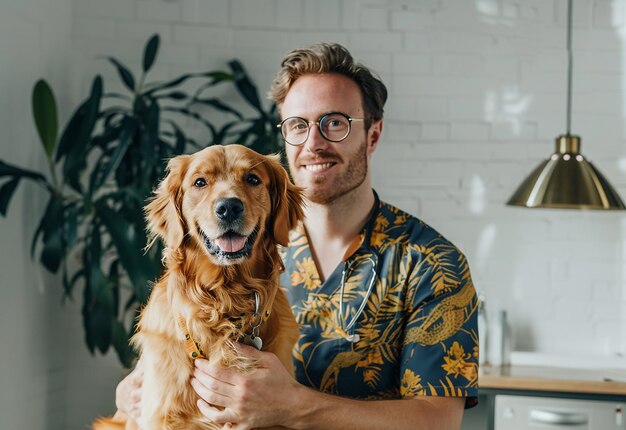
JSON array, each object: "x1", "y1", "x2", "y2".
[{"x1": 301, "y1": 139, "x2": 369, "y2": 205}]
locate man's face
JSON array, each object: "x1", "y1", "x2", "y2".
[{"x1": 280, "y1": 73, "x2": 381, "y2": 205}]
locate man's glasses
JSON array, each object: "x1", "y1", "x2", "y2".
[{"x1": 277, "y1": 112, "x2": 368, "y2": 146}]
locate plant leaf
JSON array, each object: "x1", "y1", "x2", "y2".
[
  {"x1": 0, "y1": 159, "x2": 49, "y2": 183},
  {"x1": 0, "y1": 163, "x2": 53, "y2": 214},
  {"x1": 213, "y1": 121, "x2": 240, "y2": 145},
  {"x1": 228, "y1": 59, "x2": 263, "y2": 114},
  {"x1": 56, "y1": 77, "x2": 103, "y2": 163},
  {"x1": 124, "y1": 293, "x2": 138, "y2": 312},
  {"x1": 144, "y1": 71, "x2": 233, "y2": 95},
  {"x1": 248, "y1": 117, "x2": 278, "y2": 155},
  {"x1": 103, "y1": 92, "x2": 132, "y2": 102},
  {"x1": 30, "y1": 216, "x2": 44, "y2": 258},
  {"x1": 173, "y1": 124, "x2": 186, "y2": 154},
  {"x1": 108, "y1": 58, "x2": 136, "y2": 92},
  {"x1": 162, "y1": 107, "x2": 217, "y2": 140},
  {"x1": 185, "y1": 136, "x2": 202, "y2": 149},
  {"x1": 112, "y1": 320, "x2": 136, "y2": 368},
  {"x1": 192, "y1": 97, "x2": 243, "y2": 120},
  {"x1": 0, "y1": 178, "x2": 20, "y2": 216},
  {"x1": 142, "y1": 34, "x2": 160, "y2": 74},
  {"x1": 32, "y1": 80, "x2": 58, "y2": 159},
  {"x1": 135, "y1": 99, "x2": 160, "y2": 193},
  {"x1": 63, "y1": 203, "x2": 79, "y2": 251},
  {"x1": 229, "y1": 121, "x2": 256, "y2": 147},
  {"x1": 64, "y1": 267, "x2": 85, "y2": 298},
  {"x1": 89, "y1": 117, "x2": 136, "y2": 194},
  {"x1": 58, "y1": 76, "x2": 103, "y2": 192},
  {"x1": 155, "y1": 91, "x2": 188, "y2": 100},
  {"x1": 82, "y1": 224, "x2": 112, "y2": 353},
  {"x1": 40, "y1": 196, "x2": 65, "y2": 272},
  {"x1": 163, "y1": 121, "x2": 187, "y2": 155},
  {"x1": 142, "y1": 99, "x2": 160, "y2": 152},
  {"x1": 83, "y1": 269, "x2": 114, "y2": 354},
  {"x1": 91, "y1": 123, "x2": 122, "y2": 150},
  {"x1": 97, "y1": 203, "x2": 158, "y2": 303},
  {"x1": 108, "y1": 259, "x2": 121, "y2": 318}
]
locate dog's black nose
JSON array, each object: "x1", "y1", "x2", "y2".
[{"x1": 215, "y1": 198, "x2": 244, "y2": 222}]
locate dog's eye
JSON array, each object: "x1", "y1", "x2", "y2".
[
  {"x1": 194, "y1": 178, "x2": 207, "y2": 188},
  {"x1": 246, "y1": 174, "x2": 261, "y2": 186}
]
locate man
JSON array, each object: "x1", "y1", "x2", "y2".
[
  {"x1": 190, "y1": 43, "x2": 478, "y2": 429},
  {"x1": 118, "y1": 43, "x2": 479, "y2": 429}
]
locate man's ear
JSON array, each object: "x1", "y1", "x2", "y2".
[
  {"x1": 266, "y1": 154, "x2": 304, "y2": 247},
  {"x1": 368, "y1": 119, "x2": 383, "y2": 154},
  {"x1": 145, "y1": 155, "x2": 190, "y2": 249}
]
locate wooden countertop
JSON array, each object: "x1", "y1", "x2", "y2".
[{"x1": 480, "y1": 365, "x2": 626, "y2": 396}]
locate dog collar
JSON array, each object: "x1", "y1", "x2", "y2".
[
  {"x1": 177, "y1": 292, "x2": 272, "y2": 360},
  {"x1": 177, "y1": 315, "x2": 206, "y2": 359},
  {"x1": 238, "y1": 291, "x2": 267, "y2": 350}
]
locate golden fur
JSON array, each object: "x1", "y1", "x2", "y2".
[{"x1": 93, "y1": 144, "x2": 303, "y2": 430}]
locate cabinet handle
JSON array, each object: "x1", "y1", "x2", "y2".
[{"x1": 529, "y1": 409, "x2": 589, "y2": 426}]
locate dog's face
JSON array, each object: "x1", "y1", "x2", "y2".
[{"x1": 146, "y1": 144, "x2": 303, "y2": 266}]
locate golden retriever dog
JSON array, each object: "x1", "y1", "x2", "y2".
[{"x1": 93, "y1": 144, "x2": 303, "y2": 430}]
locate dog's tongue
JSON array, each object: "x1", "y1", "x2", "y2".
[{"x1": 214, "y1": 233, "x2": 247, "y2": 253}]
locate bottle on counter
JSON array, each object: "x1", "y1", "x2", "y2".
[
  {"x1": 488, "y1": 309, "x2": 511, "y2": 367},
  {"x1": 501, "y1": 310, "x2": 512, "y2": 366}
]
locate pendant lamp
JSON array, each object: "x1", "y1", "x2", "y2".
[{"x1": 506, "y1": 0, "x2": 625, "y2": 210}]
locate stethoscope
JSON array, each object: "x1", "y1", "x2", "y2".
[
  {"x1": 298, "y1": 196, "x2": 381, "y2": 387},
  {"x1": 337, "y1": 194, "x2": 381, "y2": 343}
]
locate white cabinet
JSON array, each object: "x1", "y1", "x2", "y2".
[{"x1": 495, "y1": 395, "x2": 625, "y2": 430}]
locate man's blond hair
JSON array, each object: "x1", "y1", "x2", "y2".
[{"x1": 269, "y1": 43, "x2": 387, "y2": 124}]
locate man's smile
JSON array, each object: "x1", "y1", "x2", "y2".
[{"x1": 303, "y1": 162, "x2": 336, "y2": 172}]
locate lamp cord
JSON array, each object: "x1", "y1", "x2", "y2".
[{"x1": 566, "y1": 0, "x2": 573, "y2": 135}]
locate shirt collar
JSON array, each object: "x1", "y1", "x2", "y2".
[{"x1": 341, "y1": 190, "x2": 381, "y2": 262}]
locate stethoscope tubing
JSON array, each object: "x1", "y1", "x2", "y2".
[
  {"x1": 337, "y1": 191, "x2": 382, "y2": 341},
  {"x1": 339, "y1": 255, "x2": 378, "y2": 334}
]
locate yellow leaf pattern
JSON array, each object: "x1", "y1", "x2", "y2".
[
  {"x1": 291, "y1": 257, "x2": 321, "y2": 290},
  {"x1": 401, "y1": 369, "x2": 425, "y2": 397},
  {"x1": 282, "y1": 198, "x2": 479, "y2": 405},
  {"x1": 443, "y1": 341, "x2": 479, "y2": 383}
]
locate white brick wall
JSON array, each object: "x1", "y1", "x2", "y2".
[
  {"x1": 3, "y1": 0, "x2": 626, "y2": 428},
  {"x1": 0, "y1": 2, "x2": 75, "y2": 430}
]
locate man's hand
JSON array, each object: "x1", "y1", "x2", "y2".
[
  {"x1": 191, "y1": 343, "x2": 301, "y2": 429},
  {"x1": 114, "y1": 359, "x2": 144, "y2": 422},
  {"x1": 191, "y1": 344, "x2": 465, "y2": 430}
]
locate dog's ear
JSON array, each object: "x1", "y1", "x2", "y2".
[
  {"x1": 266, "y1": 154, "x2": 304, "y2": 247},
  {"x1": 145, "y1": 155, "x2": 190, "y2": 249}
]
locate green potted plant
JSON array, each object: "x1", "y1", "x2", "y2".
[{"x1": 0, "y1": 34, "x2": 281, "y2": 367}]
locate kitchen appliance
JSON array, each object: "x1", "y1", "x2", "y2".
[{"x1": 495, "y1": 395, "x2": 625, "y2": 429}]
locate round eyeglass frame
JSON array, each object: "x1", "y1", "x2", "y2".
[{"x1": 276, "y1": 112, "x2": 369, "y2": 146}]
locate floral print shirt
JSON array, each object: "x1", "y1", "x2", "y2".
[{"x1": 280, "y1": 196, "x2": 479, "y2": 407}]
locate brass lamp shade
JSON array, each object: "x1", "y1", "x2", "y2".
[{"x1": 507, "y1": 135, "x2": 626, "y2": 210}]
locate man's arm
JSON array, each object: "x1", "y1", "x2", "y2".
[
  {"x1": 283, "y1": 385, "x2": 464, "y2": 430},
  {"x1": 191, "y1": 345, "x2": 465, "y2": 430}
]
